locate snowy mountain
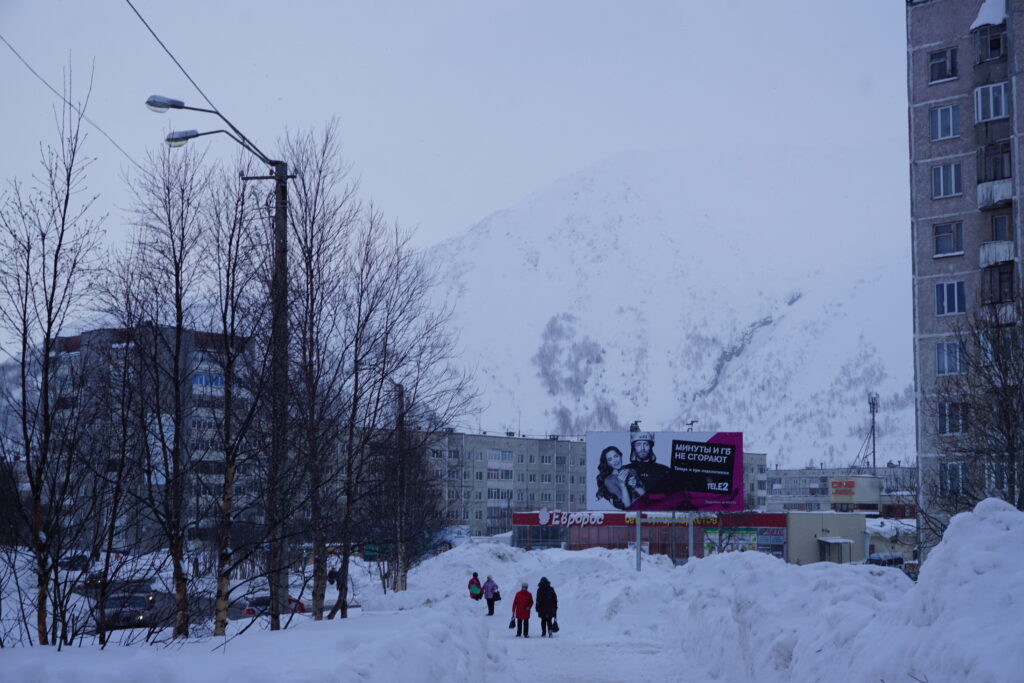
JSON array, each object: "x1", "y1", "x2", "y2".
[{"x1": 432, "y1": 145, "x2": 914, "y2": 468}]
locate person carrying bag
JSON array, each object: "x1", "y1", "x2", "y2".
[
  {"x1": 482, "y1": 575, "x2": 500, "y2": 615},
  {"x1": 468, "y1": 572, "x2": 483, "y2": 601},
  {"x1": 536, "y1": 576, "x2": 558, "y2": 637}
]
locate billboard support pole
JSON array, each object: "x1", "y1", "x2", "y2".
[
  {"x1": 635, "y1": 512, "x2": 642, "y2": 572},
  {"x1": 688, "y1": 512, "x2": 695, "y2": 561},
  {"x1": 671, "y1": 511, "x2": 676, "y2": 564}
]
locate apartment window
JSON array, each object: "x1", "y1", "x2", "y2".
[
  {"x1": 938, "y1": 402, "x2": 967, "y2": 435},
  {"x1": 555, "y1": 474, "x2": 566, "y2": 484},
  {"x1": 528, "y1": 473, "x2": 537, "y2": 482},
  {"x1": 475, "y1": 471, "x2": 483, "y2": 480},
  {"x1": 475, "y1": 510, "x2": 483, "y2": 520},
  {"x1": 976, "y1": 25, "x2": 1007, "y2": 63},
  {"x1": 935, "y1": 281, "x2": 966, "y2": 315},
  {"x1": 540, "y1": 493, "x2": 552, "y2": 502},
  {"x1": 529, "y1": 493, "x2": 535, "y2": 502},
  {"x1": 992, "y1": 214, "x2": 1012, "y2": 242},
  {"x1": 476, "y1": 491, "x2": 483, "y2": 500},
  {"x1": 518, "y1": 454, "x2": 525, "y2": 464},
  {"x1": 488, "y1": 469, "x2": 500, "y2": 480},
  {"x1": 476, "y1": 452, "x2": 483, "y2": 461},
  {"x1": 540, "y1": 455, "x2": 553, "y2": 465},
  {"x1": 463, "y1": 471, "x2": 470, "y2": 480},
  {"x1": 517, "y1": 473, "x2": 525, "y2": 482},
  {"x1": 556, "y1": 492, "x2": 566, "y2": 503},
  {"x1": 501, "y1": 450, "x2": 513, "y2": 462},
  {"x1": 502, "y1": 471, "x2": 513, "y2": 480},
  {"x1": 569, "y1": 494, "x2": 575, "y2": 503},
  {"x1": 929, "y1": 105, "x2": 960, "y2": 140},
  {"x1": 936, "y1": 341, "x2": 964, "y2": 376},
  {"x1": 555, "y1": 456, "x2": 566, "y2": 466},
  {"x1": 529, "y1": 455, "x2": 536, "y2": 464},
  {"x1": 541, "y1": 474, "x2": 552, "y2": 483},
  {"x1": 931, "y1": 163, "x2": 962, "y2": 198},
  {"x1": 939, "y1": 461, "x2": 965, "y2": 495},
  {"x1": 517, "y1": 491, "x2": 524, "y2": 502},
  {"x1": 431, "y1": 449, "x2": 443, "y2": 459},
  {"x1": 448, "y1": 450, "x2": 460, "y2": 459},
  {"x1": 569, "y1": 475, "x2": 575, "y2": 484},
  {"x1": 579, "y1": 458, "x2": 585, "y2": 466},
  {"x1": 983, "y1": 262, "x2": 1014, "y2": 304},
  {"x1": 979, "y1": 141, "x2": 1012, "y2": 182},
  {"x1": 975, "y1": 82, "x2": 1010, "y2": 122},
  {"x1": 933, "y1": 221, "x2": 963, "y2": 255},
  {"x1": 929, "y1": 47, "x2": 957, "y2": 82}
]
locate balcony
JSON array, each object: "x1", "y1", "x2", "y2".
[
  {"x1": 978, "y1": 178, "x2": 1013, "y2": 210},
  {"x1": 980, "y1": 240, "x2": 1015, "y2": 268}
]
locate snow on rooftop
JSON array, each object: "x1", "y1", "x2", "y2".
[
  {"x1": 971, "y1": 0, "x2": 1007, "y2": 30},
  {"x1": 866, "y1": 517, "x2": 916, "y2": 538}
]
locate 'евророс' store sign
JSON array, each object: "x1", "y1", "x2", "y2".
[{"x1": 586, "y1": 431, "x2": 743, "y2": 512}]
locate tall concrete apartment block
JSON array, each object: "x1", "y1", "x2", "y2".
[
  {"x1": 429, "y1": 432, "x2": 588, "y2": 536},
  {"x1": 907, "y1": 0, "x2": 1017, "y2": 547}
]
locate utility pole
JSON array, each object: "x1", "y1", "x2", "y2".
[
  {"x1": 266, "y1": 161, "x2": 290, "y2": 630},
  {"x1": 868, "y1": 393, "x2": 879, "y2": 476},
  {"x1": 149, "y1": 95, "x2": 293, "y2": 630},
  {"x1": 393, "y1": 383, "x2": 407, "y2": 592}
]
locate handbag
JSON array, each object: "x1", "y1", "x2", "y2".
[
  {"x1": 550, "y1": 619, "x2": 559, "y2": 633},
  {"x1": 493, "y1": 590, "x2": 501, "y2": 602},
  {"x1": 508, "y1": 617, "x2": 516, "y2": 629}
]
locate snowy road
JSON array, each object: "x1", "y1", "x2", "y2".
[{"x1": 480, "y1": 611, "x2": 693, "y2": 683}]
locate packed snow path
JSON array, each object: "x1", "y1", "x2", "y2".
[{"x1": 479, "y1": 610, "x2": 692, "y2": 683}]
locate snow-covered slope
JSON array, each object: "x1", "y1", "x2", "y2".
[{"x1": 432, "y1": 146, "x2": 913, "y2": 467}]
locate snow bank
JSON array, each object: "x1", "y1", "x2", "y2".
[{"x1": 2, "y1": 500, "x2": 1021, "y2": 682}]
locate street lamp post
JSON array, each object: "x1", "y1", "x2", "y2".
[{"x1": 146, "y1": 95, "x2": 291, "y2": 630}]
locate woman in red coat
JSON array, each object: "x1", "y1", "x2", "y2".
[{"x1": 511, "y1": 582, "x2": 533, "y2": 638}]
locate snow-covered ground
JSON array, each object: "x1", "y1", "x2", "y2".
[{"x1": 3, "y1": 499, "x2": 1022, "y2": 682}]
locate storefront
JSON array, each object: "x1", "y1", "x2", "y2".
[
  {"x1": 513, "y1": 510, "x2": 717, "y2": 562},
  {"x1": 513, "y1": 510, "x2": 874, "y2": 565}
]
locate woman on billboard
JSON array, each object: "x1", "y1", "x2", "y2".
[{"x1": 595, "y1": 446, "x2": 632, "y2": 509}]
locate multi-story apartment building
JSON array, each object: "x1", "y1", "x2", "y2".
[
  {"x1": 906, "y1": 0, "x2": 1017, "y2": 549},
  {"x1": 428, "y1": 432, "x2": 588, "y2": 536}
]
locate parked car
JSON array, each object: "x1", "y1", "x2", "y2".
[
  {"x1": 240, "y1": 594, "x2": 306, "y2": 617},
  {"x1": 58, "y1": 554, "x2": 91, "y2": 571},
  {"x1": 95, "y1": 594, "x2": 160, "y2": 630}
]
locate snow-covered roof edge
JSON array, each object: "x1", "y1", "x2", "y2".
[{"x1": 971, "y1": 0, "x2": 1007, "y2": 31}]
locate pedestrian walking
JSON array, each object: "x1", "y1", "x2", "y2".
[
  {"x1": 536, "y1": 577, "x2": 558, "y2": 637},
  {"x1": 511, "y1": 582, "x2": 533, "y2": 637},
  {"x1": 482, "y1": 575, "x2": 500, "y2": 615},
  {"x1": 468, "y1": 572, "x2": 483, "y2": 601}
]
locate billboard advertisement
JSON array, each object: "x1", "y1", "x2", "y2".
[{"x1": 586, "y1": 431, "x2": 743, "y2": 512}]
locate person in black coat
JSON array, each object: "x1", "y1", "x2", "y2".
[{"x1": 536, "y1": 577, "x2": 558, "y2": 637}]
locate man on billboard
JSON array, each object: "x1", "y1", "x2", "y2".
[{"x1": 625, "y1": 431, "x2": 670, "y2": 496}]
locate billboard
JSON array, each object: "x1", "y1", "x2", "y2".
[{"x1": 586, "y1": 431, "x2": 743, "y2": 512}]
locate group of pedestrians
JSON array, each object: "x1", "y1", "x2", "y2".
[{"x1": 468, "y1": 571, "x2": 558, "y2": 638}]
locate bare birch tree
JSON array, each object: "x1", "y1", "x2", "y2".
[{"x1": 0, "y1": 81, "x2": 102, "y2": 645}]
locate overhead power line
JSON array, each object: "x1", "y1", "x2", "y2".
[
  {"x1": 124, "y1": 0, "x2": 220, "y2": 113},
  {"x1": 0, "y1": 32, "x2": 143, "y2": 171}
]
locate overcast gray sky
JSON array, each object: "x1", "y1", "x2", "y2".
[{"x1": 0, "y1": 1, "x2": 908, "y2": 247}]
